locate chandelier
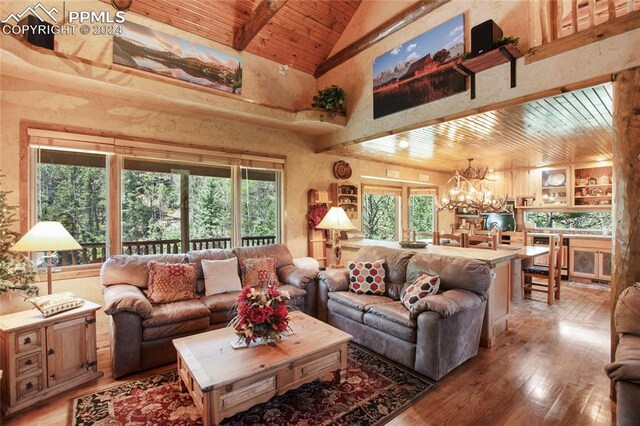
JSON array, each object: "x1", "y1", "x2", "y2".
[{"x1": 435, "y1": 159, "x2": 508, "y2": 213}]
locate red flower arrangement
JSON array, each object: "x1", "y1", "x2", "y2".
[
  {"x1": 230, "y1": 285, "x2": 291, "y2": 346},
  {"x1": 308, "y1": 204, "x2": 328, "y2": 231}
]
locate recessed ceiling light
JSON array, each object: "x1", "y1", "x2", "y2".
[
  {"x1": 488, "y1": 169, "x2": 494, "y2": 172},
  {"x1": 398, "y1": 140, "x2": 409, "y2": 149}
]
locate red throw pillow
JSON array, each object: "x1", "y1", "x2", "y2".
[
  {"x1": 146, "y1": 261, "x2": 197, "y2": 304},
  {"x1": 401, "y1": 274, "x2": 440, "y2": 310},
  {"x1": 348, "y1": 260, "x2": 386, "y2": 295},
  {"x1": 240, "y1": 257, "x2": 279, "y2": 287}
]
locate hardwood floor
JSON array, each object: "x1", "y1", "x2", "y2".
[{"x1": 2, "y1": 281, "x2": 614, "y2": 425}]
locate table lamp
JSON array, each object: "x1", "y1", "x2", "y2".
[
  {"x1": 316, "y1": 207, "x2": 356, "y2": 268},
  {"x1": 10, "y1": 221, "x2": 82, "y2": 294}
]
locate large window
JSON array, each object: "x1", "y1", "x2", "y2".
[
  {"x1": 525, "y1": 210, "x2": 612, "y2": 232},
  {"x1": 28, "y1": 130, "x2": 284, "y2": 268},
  {"x1": 241, "y1": 168, "x2": 279, "y2": 247},
  {"x1": 35, "y1": 149, "x2": 108, "y2": 266},
  {"x1": 122, "y1": 160, "x2": 234, "y2": 254},
  {"x1": 409, "y1": 188, "x2": 437, "y2": 239},
  {"x1": 362, "y1": 186, "x2": 400, "y2": 241}
]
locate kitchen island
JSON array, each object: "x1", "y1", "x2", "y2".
[{"x1": 332, "y1": 239, "x2": 517, "y2": 348}]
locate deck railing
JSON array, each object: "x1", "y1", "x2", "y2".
[
  {"x1": 532, "y1": 0, "x2": 639, "y2": 47},
  {"x1": 57, "y1": 235, "x2": 277, "y2": 266}
]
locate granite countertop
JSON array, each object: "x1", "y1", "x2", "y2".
[
  {"x1": 527, "y1": 232, "x2": 612, "y2": 240},
  {"x1": 336, "y1": 238, "x2": 517, "y2": 267}
]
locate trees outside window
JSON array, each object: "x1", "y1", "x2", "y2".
[
  {"x1": 526, "y1": 211, "x2": 612, "y2": 231},
  {"x1": 32, "y1": 146, "x2": 283, "y2": 266},
  {"x1": 241, "y1": 168, "x2": 279, "y2": 246},
  {"x1": 36, "y1": 149, "x2": 107, "y2": 265},
  {"x1": 362, "y1": 191, "x2": 398, "y2": 241},
  {"x1": 409, "y1": 191, "x2": 436, "y2": 239}
]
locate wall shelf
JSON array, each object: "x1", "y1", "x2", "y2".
[{"x1": 453, "y1": 43, "x2": 523, "y2": 99}]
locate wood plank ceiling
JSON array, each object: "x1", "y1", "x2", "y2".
[
  {"x1": 121, "y1": 0, "x2": 362, "y2": 75},
  {"x1": 333, "y1": 83, "x2": 613, "y2": 172}
]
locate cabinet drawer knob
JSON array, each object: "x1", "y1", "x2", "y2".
[
  {"x1": 26, "y1": 382, "x2": 33, "y2": 390},
  {"x1": 25, "y1": 359, "x2": 33, "y2": 366},
  {"x1": 23, "y1": 337, "x2": 31, "y2": 345},
  {"x1": 47, "y1": 348, "x2": 55, "y2": 356}
]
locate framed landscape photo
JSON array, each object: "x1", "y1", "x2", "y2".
[
  {"x1": 113, "y1": 21, "x2": 243, "y2": 94},
  {"x1": 372, "y1": 14, "x2": 465, "y2": 119}
]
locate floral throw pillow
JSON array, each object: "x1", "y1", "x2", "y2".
[
  {"x1": 146, "y1": 261, "x2": 197, "y2": 304},
  {"x1": 348, "y1": 260, "x2": 386, "y2": 295},
  {"x1": 240, "y1": 257, "x2": 279, "y2": 287},
  {"x1": 401, "y1": 274, "x2": 440, "y2": 310}
]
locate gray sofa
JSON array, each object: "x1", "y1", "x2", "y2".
[
  {"x1": 318, "y1": 246, "x2": 491, "y2": 380},
  {"x1": 605, "y1": 283, "x2": 640, "y2": 425},
  {"x1": 101, "y1": 244, "x2": 317, "y2": 378}
]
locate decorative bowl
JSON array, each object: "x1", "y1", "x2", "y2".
[
  {"x1": 547, "y1": 173, "x2": 565, "y2": 187},
  {"x1": 399, "y1": 241, "x2": 428, "y2": 249}
]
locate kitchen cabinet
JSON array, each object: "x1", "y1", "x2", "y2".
[
  {"x1": 0, "y1": 301, "x2": 102, "y2": 417},
  {"x1": 573, "y1": 165, "x2": 613, "y2": 208},
  {"x1": 569, "y1": 239, "x2": 611, "y2": 282},
  {"x1": 540, "y1": 168, "x2": 569, "y2": 207}
]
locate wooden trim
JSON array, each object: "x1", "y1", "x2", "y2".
[
  {"x1": 314, "y1": 0, "x2": 452, "y2": 78},
  {"x1": 316, "y1": 74, "x2": 613, "y2": 154},
  {"x1": 19, "y1": 122, "x2": 30, "y2": 234},
  {"x1": 20, "y1": 121, "x2": 286, "y2": 166},
  {"x1": 233, "y1": 0, "x2": 288, "y2": 51},
  {"x1": 525, "y1": 10, "x2": 640, "y2": 64}
]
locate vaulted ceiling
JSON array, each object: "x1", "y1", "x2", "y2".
[
  {"x1": 330, "y1": 83, "x2": 613, "y2": 172},
  {"x1": 119, "y1": 0, "x2": 362, "y2": 75}
]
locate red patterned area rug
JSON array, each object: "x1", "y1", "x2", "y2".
[{"x1": 69, "y1": 344, "x2": 436, "y2": 426}]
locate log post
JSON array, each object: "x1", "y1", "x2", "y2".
[{"x1": 611, "y1": 66, "x2": 640, "y2": 397}]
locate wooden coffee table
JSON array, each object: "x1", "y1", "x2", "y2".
[{"x1": 173, "y1": 311, "x2": 352, "y2": 425}]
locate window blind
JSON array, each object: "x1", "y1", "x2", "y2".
[
  {"x1": 363, "y1": 185, "x2": 402, "y2": 196},
  {"x1": 27, "y1": 129, "x2": 285, "y2": 170}
]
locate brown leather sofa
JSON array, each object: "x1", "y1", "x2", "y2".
[
  {"x1": 318, "y1": 246, "x2": 491, "y2": 381},
  {"x1": 605, "y1": 283, "x2": 640, "y2": 426},
  {"x1": 101, "y1": 244, "x2": 317, "y2": 378}
]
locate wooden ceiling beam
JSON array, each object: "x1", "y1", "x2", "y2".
[
  {"x1": 314, "y1": 0, "x2": 451, "y2": 78},
  {"x1": 234, "y1": 0, "x2": 289, "y2": 51}
]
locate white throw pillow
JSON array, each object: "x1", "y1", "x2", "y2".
[{"x1": 202, "y1": 258, "x2": 242, "y2": 296}]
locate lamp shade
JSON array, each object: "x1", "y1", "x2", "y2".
[
  {"x1": 10, "y1": 221, "x2": 82, "y2": 252},
  {"x1": 316, "y1": 207, "x2": 357, "y2": 231}
]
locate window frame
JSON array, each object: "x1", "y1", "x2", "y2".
[
  {"x1": 362, "y1": 185, "x2": 402, "y2": 241},
  {"x1": 22, "y1": 127, "x2": 286, "y2": 276},
  {"x1": 407, "y1": 187, "x2": 438, "y2": 239}
]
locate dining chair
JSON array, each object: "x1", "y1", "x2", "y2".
[
  {"x1": 466, "y1": 233, "x2": 499, "y2": 250},
  {"x1": 506, "y1": 230, "x2": 528, "y2": 246},
  {"x1": 432, "y1": 231, "x2": 468, "y2": 246},
  {"x1": 522, "y1": 233, "x2": 562, "y2": 305}
]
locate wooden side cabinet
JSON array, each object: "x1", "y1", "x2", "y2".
[
  {"x1": 0, "y1": 301, "x2": 103, "y2": 417},
  {"x1": 569, "y1": 239, "x2": 612, "y2": 282}
]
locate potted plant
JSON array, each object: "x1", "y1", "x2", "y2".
[
  {"x1": 461, "y1": 36, "x2": 520, "y2": 61},
  {"x1": 312, "y1": 85, "x2": 346, "y2": 120}
]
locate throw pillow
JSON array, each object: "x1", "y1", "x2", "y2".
[
  {"x1": 348, "y1": 260, "x2": 386, "y2": 295},
  {"x1": 30, "y1": 291, "x2": 84, "y2": 318},
  {"x1": 240, "y1": 257, "x2": 279, "y2": 287},
  {"x1": 401, "y1": 274, "x2": 440, "y2": 310},
  {"x1": 202, "y1": 257, "x2": 242, "y2": 295},
  {"x1": 146, "y1": 261, "x2": 197, "y2": 304}
]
